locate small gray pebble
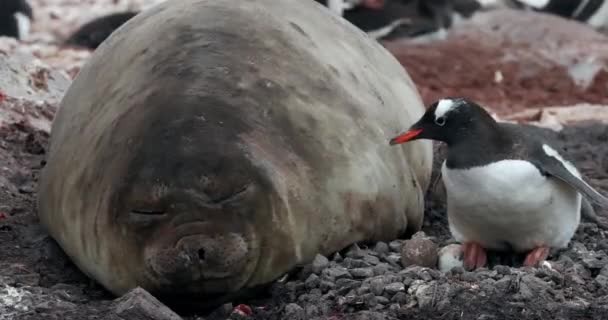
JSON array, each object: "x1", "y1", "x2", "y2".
[
  {"x1": 376, "y1": 296, "x2": 390, "y2": 305},
  {"x1": 305, "y1": 305, "x2": 319, "y2": 318},
  {"x1": 357, "y1": 285, "x2": 371, "y2": 295},
  {"x1": 373, "y1": 263, "x2": 391, "y2": 276},
  {"x1": 595, "y1": 275, "x2": 608, "y2": 288},
  {"x1": 351, "y1": 268, "x2": 374, "y2": 278},
  {"x1": 384, "y1": 253, "x2": 402, "y2": 266},
  {"x1": 392, "y1": 291, "x2": 408, "y2": 304},
  {"x1": 305, "y1": 274, "x2": 320, "y2": 289},
  {"x1": 384, "y1": 282, "x2": 405, "y2": 295},
  {"x1": 389, "y1": 240, "x2": 403, "y2": 252},
  {"x1": 322, "y1": 267, "x2": 352, "y2": 281},
  {"x1": 374, "y1": 242, "x2": 390, "y2": 255},
  {"x1": 364, "y1": 255, "x2": 381, "y2": 265},
  {"x1": 494, "y1": 265, "x2": 511, "y2": 275},
  {"x1": 370, "y1": 278, "x2": 385, "y2": 295},
  {"x1": 320, "y1": 280, "x2": 335, "y2": 292},
  {"x1": 284, "y1": 303, "x2": 305, "y2": 320},
  {"x1": 388, "y1": 303, "x2": 401, "y2": 312},
  {"x1": 312, "y1": 254, "x2": 330, "y2": 274}
]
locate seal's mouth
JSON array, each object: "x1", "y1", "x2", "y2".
[{"x1": 143, "y1": 220, "x2": 260, "y2": 294}]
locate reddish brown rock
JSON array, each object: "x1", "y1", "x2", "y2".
[{"x1": 382, "y1": 9, "x2": 608, "y2": 117}]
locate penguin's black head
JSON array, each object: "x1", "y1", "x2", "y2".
[{"x1": 389, "y1": 97, "x2": 499, "y2": 146}]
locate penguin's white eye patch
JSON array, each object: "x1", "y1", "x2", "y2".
[{"x1": 435, "y1": 117, "x2": 446, "y2": 126}]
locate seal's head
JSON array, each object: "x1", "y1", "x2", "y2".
[{"x1": 101, "y1": 101, "x2": 273, "y2": 306}]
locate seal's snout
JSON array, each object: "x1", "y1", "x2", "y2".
[
  {"x1": 178, "y1": 234, "x2": 250, "y2": 279},
  {"x1": 145, "y1": 232, "x2": 252, "y2": 286}
]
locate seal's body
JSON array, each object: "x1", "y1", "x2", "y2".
[{"x1": 38, "y1": 0, "x2": 432, "y2": 308}]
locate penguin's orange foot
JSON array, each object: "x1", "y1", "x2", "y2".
[
  {"x1": 523, "y1": 246, "x2": 550, "y2": 267},
  {"x1": 463, "y1": 242, "x2": 487, "y2": 271}
]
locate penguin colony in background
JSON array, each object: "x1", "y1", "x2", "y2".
[{"x1": 3, "y1": 1, "x2": 608, "y2": 48}]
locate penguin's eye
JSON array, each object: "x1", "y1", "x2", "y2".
[{"x1": 435, "y1": 117, "x2": 446, "y2": 126}]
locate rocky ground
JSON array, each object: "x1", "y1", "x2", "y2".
[{"x1": 2, "y1": 1, "x2": 608, "y2": 320}]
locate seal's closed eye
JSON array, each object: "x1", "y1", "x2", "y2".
[{"x1": 129, "y1": 209, "x2": 168, "y2": 223}]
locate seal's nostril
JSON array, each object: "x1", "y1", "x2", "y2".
[{"x1": 198, "y1": 248, "x2": 206, "y2": 261}]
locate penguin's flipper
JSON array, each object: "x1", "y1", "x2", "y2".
[{"x1": 533, "y1": 144, "x2": 608, "y2": 207}]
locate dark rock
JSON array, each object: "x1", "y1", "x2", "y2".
[
  {"x1": 374, "y1": 242, "x2": 390, "y2": 255},
  {"x1": 113, "y1": 287, "x2": 182, "y2": 320},
  {"x1": 384, "y1": 282, "x2": 405, "y2": 295},
  {"x1": 312, "y1": 254, "x2": 330, "y2": 274},
  {"x1": 373, "y1": 263, "x2": 391, "y2": 276},
  {"x1": 351, "y1": 267, "x2": 374, "y2": 278},
  {"x1": 376, "y1": 296, "x2": 390, "y2": 305},
  {"x1": 305, "y1": 273, "x2": 320, "y2": 289},
  {"x1": 370, "y1": 277, "x2": 385, "y2": 296},
  {"x1": 322, "y1": 266, "x2": 352, "y2": 281},
  {"x1": 392, "y1": 291, "x2": 408, "y2": 304},
  {"x1": 389, "y1": 240, "x2": 403, "y2": 252},
  {"x1": 283, "y1": 303, "x2": 305, "y2": 320}
]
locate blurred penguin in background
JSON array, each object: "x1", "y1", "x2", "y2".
[
  {"x1": 0, "y1": 0, "x2": 33, "y2": 40},
  {"x1": 513, "y1": 0, "x2": 608, "y2": 31},
  {"x1": 64, "y1": 11, "x2": 139, "y2": 49}
]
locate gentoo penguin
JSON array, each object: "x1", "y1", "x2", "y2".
[
  {"x1": 0, "y1": 0, "x2": 33, "y2": 40},
  {"x1": 64, "y1": 11, "x2": 138, "y2": 49},
  {"x1": 389, "y1": 97, "x2": 608, "y2": 270},
  {"x1": 514, "y1": 0, "x2": 608, "y2": 30}
]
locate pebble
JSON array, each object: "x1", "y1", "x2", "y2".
[
  {"x1": 351, "y1": 268, "x2": 374, "y2": 278},
  {"x1": 305, "y1": 274, "x2": 320, "y2": 289},
  {"x1": 113, "y1": 287, "x2": 182, "y2": 320},
  {"x1": 370, "y1": 278, "x2": 385, "y2": 296},
  {"x1": 322, "y1": 266, "x2": 352, "y2": 280},
  {"x1": 392, "y1": 291, "x2": 408, "y2": 304},
  {"x1": 312, "y1": 254, "x2": 330, "y2": 274},
  {"x1": 389, "y1": 240, "x2": 403, "y2": 252},
  {"x1": 283, "y1": 303, "x2": 305, "y2": 320},
  {"x1": 376, "y1": 296, "x2": 390, "y2": 305},
  {"x1": 401, "y1": 236, "x2": 439, "y2": 268},
  {"x1": 384, "y1": 282, "x2": 405, "y2": 295},
  {"x1": 374, "y1": 242, "x2": 390, "y2": 255}
]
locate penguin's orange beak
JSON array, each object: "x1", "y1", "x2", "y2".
[{"x1": 389, "y1": 128, "x2": 423, "y2": 145}]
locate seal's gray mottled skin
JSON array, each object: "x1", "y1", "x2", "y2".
[{"x1": 37, "y1": 0, "x2": 432, "y2": 308}]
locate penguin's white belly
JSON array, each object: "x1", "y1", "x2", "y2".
[{"x1": 441, "y1": 159, "x2": 581, "y2": 252}]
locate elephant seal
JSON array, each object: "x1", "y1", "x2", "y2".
[{"x1": 37, "y1": 0, "x2": 432, "y2": 309}]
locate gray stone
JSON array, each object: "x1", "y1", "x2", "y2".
[
  {"x1": 312, "y1": 254, "x2": 330, "y2": 274},
  {"x1": 283, "y1": 303, "x2": 305, "y2": 320},
  {"x1": 392, "y1": 291, "x2": 408, "y2": 304},
  {"x1": 351, "y1": 268, "x2": 374, "y2": 278},
  {"x1": 113, "y1": 287, "x2": 182, "y2": 320},
  {"x1": 322, "y1": 266, "x2": 352, "y2": 281},
  {"x1": 373, "y1": 263, "x2": 391, "y2": 276},
  {"x1": 305, "y1": 273, "x2": 320, "y2": 289},
  {"x1": 595, "y1": 275, "x2": 608, "y2": 288},
  {"x1": 384, "y1": 253, "x2": 402, "y2": 266},
  {"x1": 494, "y1": 265, "x2": 512, "y2": 275},
  {"x1": 374, "y1": 242, "x2": 390, "y2": 255},
  {"x1": 389, "y1": 240, "x2": 403, "y2": 252},
  {"x1": 357, "y1": 285, "x2": 371, "y2": 295},
  {"x1": 370, "y1": 278, "x2": 385, "y2": 296},
  {"x1": 376, "y1": 296, "x2": 390, "y2": 305},
  {"x1": 320, "y1": 280, "x2": 335, "y2": 292},
  {"x1": 305, "y1": 305, "x2": 319, "y2": 318},
  {"x1": 384, "y1": 282, "x2": 405, "y2": 295},
  {"x1": 364, "y1": 254, "x2": 381, "y2": 265}
]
